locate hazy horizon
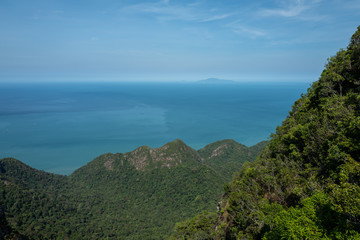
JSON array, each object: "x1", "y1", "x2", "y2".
[
  {"x1": 0, "y1": 75, "x2": 316, "y2": 83},
  {"x1": 0, "y1": 81, "x2": 310, "y2": 174},
  {"x1": 0, "y1": 0, "x2": 359, "y2": 83}
]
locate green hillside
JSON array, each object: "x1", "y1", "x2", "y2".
[
  {"x1": 0, "y1": 205, "x2": 28, "y2": 240},
  {"x1": 0, "y1": 139, "x2": 265, "y2": 239},
  {"x1": 199, "y1": 139, "x2": 268, "y2": 181},
  {"x1": 171, "y1": 26, "x2": 360, "y2": 240}
]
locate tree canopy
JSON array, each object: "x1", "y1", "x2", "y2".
[{"x1": 171, "y1": 25, "x2": 360, "y2": 240}]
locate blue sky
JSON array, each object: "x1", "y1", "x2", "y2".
[{"x1": 0, "y1": 0, "x2": 359, "y2": 82}]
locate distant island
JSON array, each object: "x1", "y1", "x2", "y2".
[{"x1": 197, "y1": 78, "x2": 235, "y2": 84}]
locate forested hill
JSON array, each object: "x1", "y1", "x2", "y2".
[
  {"x1": 171, "y1": 26, "x2": 360, "y2": 239},
  {"x1": 0, "y1": 139, "x2": 266, "y2": 239},
  {"x1": 0, "y1": 206, "x2": 28, "y2": 240}
]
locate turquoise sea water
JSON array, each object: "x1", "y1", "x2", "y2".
[{"x1": 0, "y1": 81, "x2": 310, "y2": 175}]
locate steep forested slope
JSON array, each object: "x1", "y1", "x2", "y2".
[
  {"x1": 171, "y1": 26, "x2": 360, "y2": 240},
  {"x1": 0, "y1": 205, "x2": 28, "y2": 240},
  {"x1": 199, "y1": 140, "x2": 268, "y2": 181},
  {"x1": 0, "y1": 139, "x2": 265, "y2": 239}
]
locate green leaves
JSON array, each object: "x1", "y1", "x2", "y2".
[
  {"x1": 170, "y1": 211, "x2": 218, "y2": 240},
  {"x1": 264, "y1": 192, "x2": 330, "y2": 240},
  {"x1": 0, "y1": 139, "x2": 265, "y2": 239},
  {"x1": 264, "y1": 192, "x2": 360, "y2": 240},
  {"x1": 178, "y1": 26, "x2": 360, "y2": 240}
]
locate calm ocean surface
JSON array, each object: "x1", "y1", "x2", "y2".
[{"x1": 0, "y1": 81, "x2": 310, "y2": 175}]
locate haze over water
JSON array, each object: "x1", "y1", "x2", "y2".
[{"x1": 0, "y1": 81, "x2": 309, "y2": 175}]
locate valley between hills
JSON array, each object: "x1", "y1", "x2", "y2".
[{"x1": 0, "y1": 139, "x2": 267, "y2": 239}]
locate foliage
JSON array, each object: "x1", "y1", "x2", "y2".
[
  {"x1": 263, "y1": 192, "x2": 360, "y2": 240},
  {"x1": 198, "y1": 140, "x2": 268, "y2": 181},
  {"x1": 0, "y1": 139, "x2": 264, "y2": 239},
  {"x1": 169, "y1": 211, "x2": 218, "y2": 240},
  {"x1": 0, "y1": 206, "x2": 28, "y2": 240},
  {"x1": 173, "y1": 26, "x2": 360, "y2": 239}
]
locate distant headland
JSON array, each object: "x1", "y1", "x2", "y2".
[{"x1": 196, "y1": 78, "x2": 235, "y2": 84}]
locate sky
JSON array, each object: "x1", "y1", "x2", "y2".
[{"x1": 0, "y1": 0, "x2": 359, "y2": 82}]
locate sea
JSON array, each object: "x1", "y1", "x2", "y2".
[{"x1": 0, "y1": 81, "x2": 311, "y2": 175}]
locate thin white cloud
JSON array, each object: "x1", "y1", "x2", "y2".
[
  {"x1": 121, "y1": 1, "x2": 231, "y2": 23},
  {"x1": 259, "y1": 0, "x2": 325, "y2": 19},
  {"x1": 200, "y1": 13, "x2": 232, "y2": 22},
  {"x1": 122, "y1": 1, "x2": 197, "y2": 21},
  {"x1": 259, "y1": 0, "x2": 308, "y2": 17},
  {"x1": 229, "y1": 24, "x2": 267, "y2": 39}
]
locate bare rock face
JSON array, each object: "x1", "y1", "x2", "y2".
[
  {"x1": 96, "y1": 139, "x2": 266, "y2": 173},
  {"x1": 122, "y1": 139, "x2": 203, "y2": 171},
  {"x1": 72, "y1": 139, "x2": 266, "y2": 185},
  {"x1": 103, "y1": 153, "x2": 116, "y2": 170},
  {"x1": 208, "y1": 144, "x2": 229, "y2": 159},
  {"x1": 125, "y1": 146, "x2": 151, "y2": 170}
]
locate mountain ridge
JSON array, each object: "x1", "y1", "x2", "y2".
[
  {"x1": 70, "y1": 138, "x2": 265, "y2": 176},
  {"x1": 0, "y1": 138, "x2": 266, "y2": 239}
]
